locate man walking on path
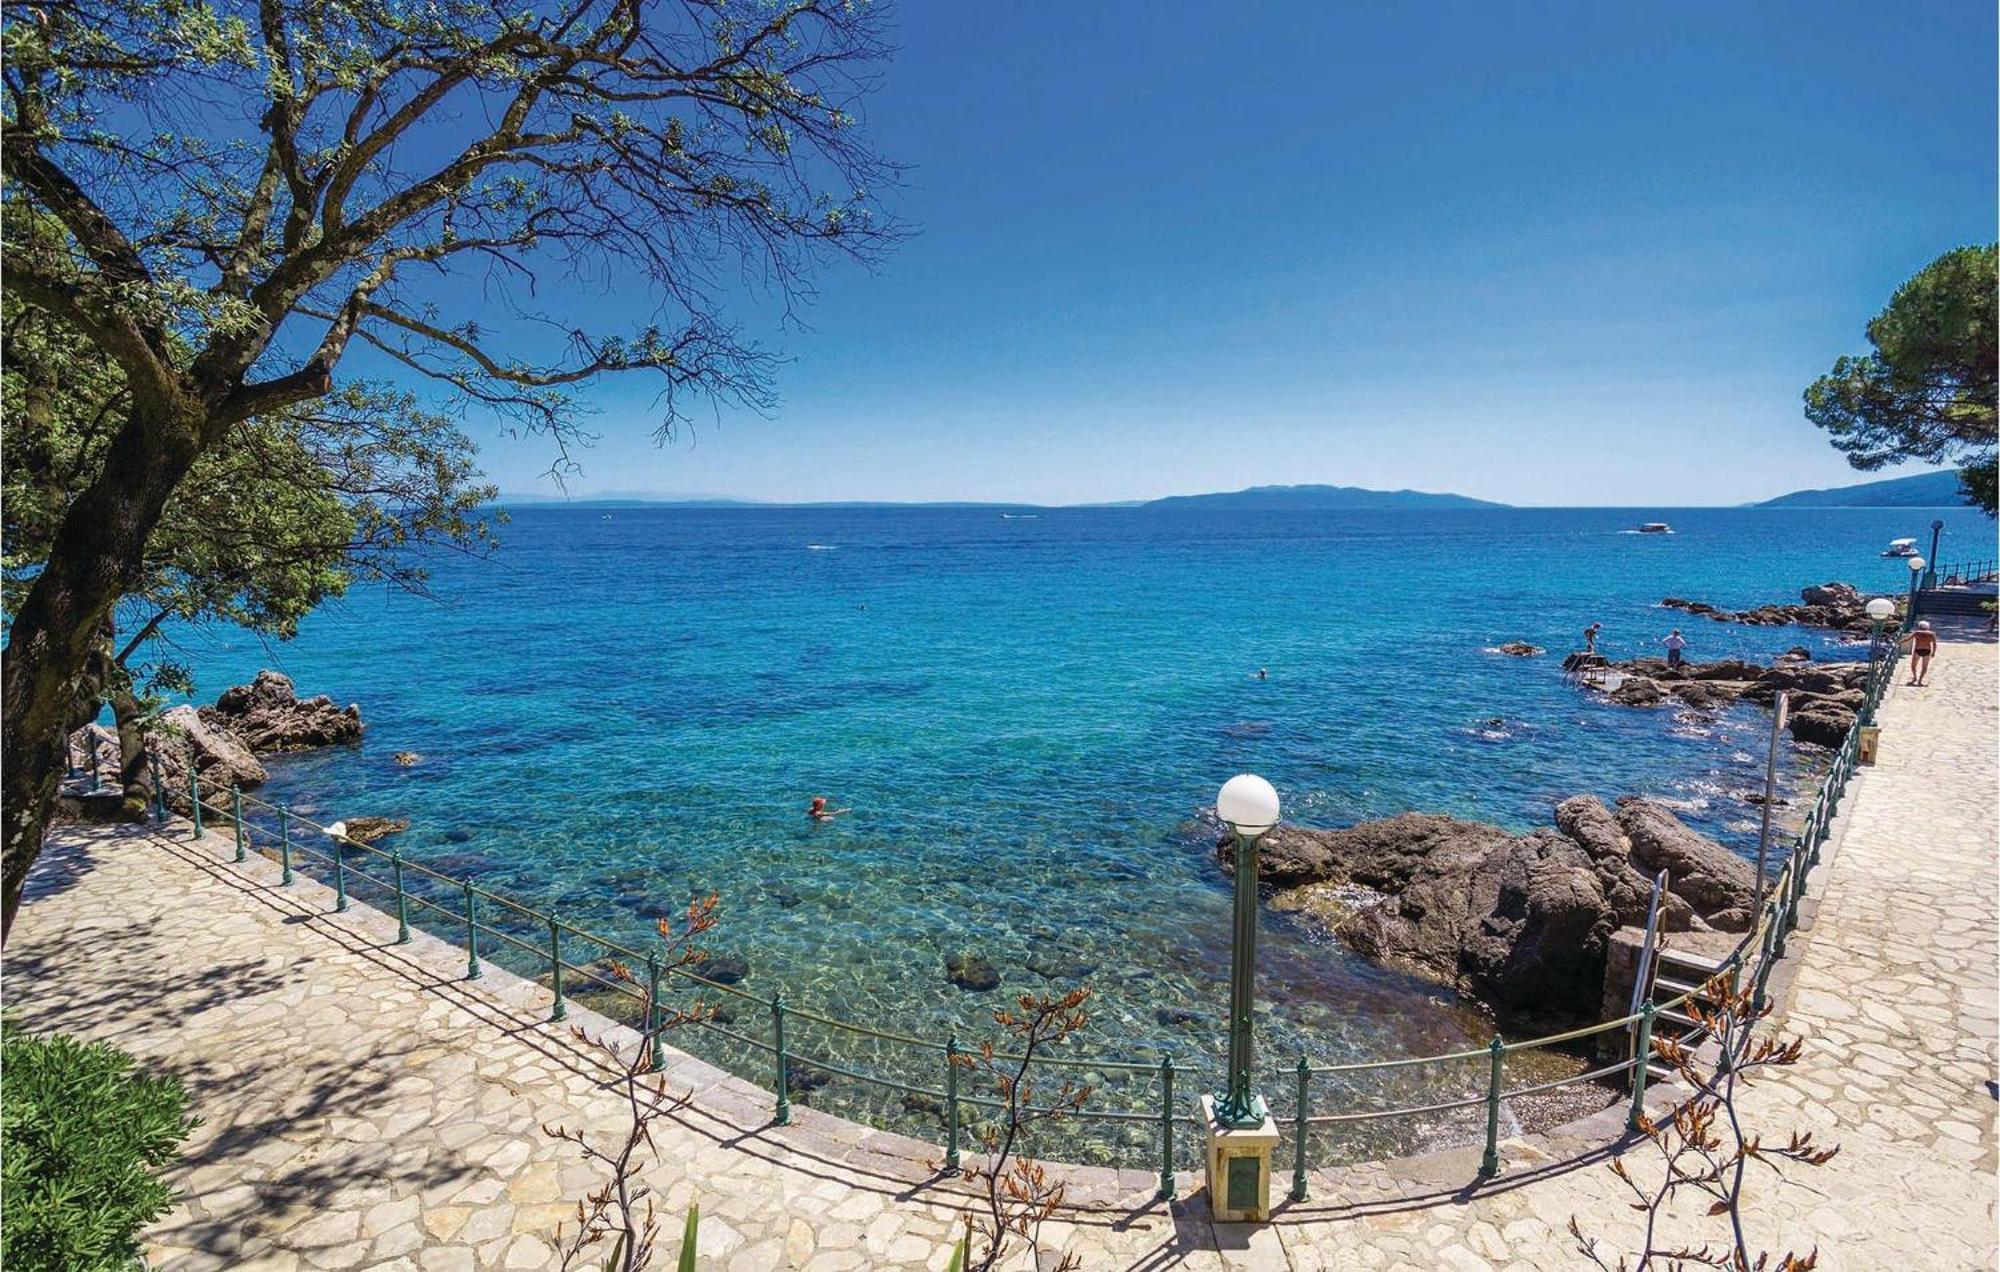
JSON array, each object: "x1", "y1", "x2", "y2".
[{"x1": 1900, "y1": 619, "x2": 1940, "y2": 686}]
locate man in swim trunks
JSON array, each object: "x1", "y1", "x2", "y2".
[
  {"x1": 1583, "y1": 622, "x2": 1603, "y2": 655},
  {"x1": 1899, "y1": 620, "x2": 1939, "y2": 686}
]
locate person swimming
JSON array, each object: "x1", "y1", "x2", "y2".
[{"x1": 808, "y1": 796, "x2": 850, "y2": 821}]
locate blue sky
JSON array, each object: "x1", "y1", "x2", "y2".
[{"x1": 475, "y1": 1, "x2": 1995, "y2": 506}]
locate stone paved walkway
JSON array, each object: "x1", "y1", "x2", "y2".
[{"x1": 6, "y1": 634, "x2": 1994, "y2": 1270}]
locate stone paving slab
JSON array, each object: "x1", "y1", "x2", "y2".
[{"x1": 6, "y1": 635, "x2": 1994, "y2": 1269}]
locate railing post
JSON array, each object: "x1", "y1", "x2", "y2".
[
  {"x1": 1290, "y1": 1054, "x2": 1310, "y2": 1201},
  {"x1": 1771, "y1": 890, "x2": 1792, "y2": 959},
  {"x1": 391, "y1": 851, "x2": 410, "y2": 944},
  {"x1": 462, "y1": 880, "x2": 481, "y2": 980},
  {"x1": 87, "y1": 733, "x2": 101, "y2": 792},
  {"x1": 944, "y1": 1035, "x2": 962, "y2": 1172},
  {"x1": 646, "y1": 953, "x2": 665, "y2": 1072},
  {"x1": 331, "y1": 834, "x2": 349, "y2": 912},
  {"x1": 1156, "y1": 1054, "x2": 1176, "y2": 1201},
  {"x1": 548, "y1": 916, "x2": 566, "y2": 1022},
  {"x1": 771, "y1": 994, "x2": 791, "y2": 1126},
  {"x1": 1753, "y1": 909, "x2": 1778, "y2": 1011},
  {"x1": 1628, "y1": 1002, "x2": 1656, "y2": 1129},
  {"x1": 148, "y1": 750, "x2": 167, "y2": 823},
  {"x1": 1478, "y1": 1035, "x2": 1504, "y2": 1178},
  {"x1": 278, "y1": 804, "x2": 294, "y2": 885},
  {"x1": 189, "y1": 765, "x2": 203, "y2": 839},
  {"x1": 231, "y1": 786, "x2": 246, "y2": 862}
]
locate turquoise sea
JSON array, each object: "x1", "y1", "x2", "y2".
[{"x1": 178, "y1": 504, "x2": 1963, "y2": 1163}]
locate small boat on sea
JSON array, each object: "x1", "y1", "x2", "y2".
[
  {"x1": 1635, "y1": 522, "x2": 1673, "y2": 535},
  {"x1": 1882, "y1": 537, "x2": 1919, "y2": 558}
]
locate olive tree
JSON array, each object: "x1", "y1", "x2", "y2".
[{"x1": 1, "y1": 0, "x2": 899, "y2": 936}]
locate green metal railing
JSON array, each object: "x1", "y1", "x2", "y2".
[
  {"x1": 173, "y1": 641, "x2": 1901, "y2": 1186},
  {"x1": 1928, "y1": 556, "x2": 1997, "y2": 586}
]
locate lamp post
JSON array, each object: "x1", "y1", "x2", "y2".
[
  {"x1": 1865, "y1": 596, "x2": 1895, "y2": 669},
  {"x1": 1203, "y1": 773, "x2": 1282, "y2": 1223},
  {"x1": 1928, "y1": 519, "x2": 1944, "y2": 585},
  {"x1": 1906, "y1": 556, "x2": 1927, "y2": 616},
  {"x1": 1214, "y1": 773, "x2": 1280, "y2": 1128}
]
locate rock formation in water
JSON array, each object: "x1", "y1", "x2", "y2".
[
  {"x1": 144, "y1": 705, "x2": 270, "y2": 816},
  {"x1": 1658, "y1": 580, "x2": 1896, "y2": 634},
  {"x1": 1220, "y1": 796, "x2": 1755, "y2": 1018},
  {"x1": 336, "y1": 816, "x2": 410, "y2": 845},
  {"x1": 1563, "y1": 652, "x2": 1869, "y2": 748},
  {"x1": 1494, "y1": 642, "x2": 1544, "y2": 656},
  {"x1": 203, "y1": 670, "x2": 363, "y2": 751},
  {"x1": 70, "y1": 670, "x2": 365, "y2": 818}
]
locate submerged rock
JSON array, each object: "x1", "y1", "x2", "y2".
[
  {"x1": 1495, "y1": 642, "x2": 1545, "y2": 657},
  {"x1": 335, "y1": 815, "x2": 409, "y2": 845},
  {"x1": 1220, "y1": 796, "x2": 1754, "y2": 1018},
  {"x1": 702, "y1": 954, "x2": 749, "y2": 985},
  {"x1": 945, "y1": 952, "x2": 1001, "y2": 992},
  {"x1": 392, "y1": 751, "x2": 423, "y2": 766},
  {"x1": 203, "y1": 670, "x2": 362, "y2": 752}
]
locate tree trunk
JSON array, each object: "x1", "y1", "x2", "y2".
[
  {"x1": 111, "y1": 689, "x2": 153, "y2": 822},
  {"x1": 2, "y1": 397, "x2": 205, "y2": 941}
]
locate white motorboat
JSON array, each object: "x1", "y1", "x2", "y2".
[
  {"x1": 1882, "y1": 538, "x2": 1919, "y2": 558},
  {"x1": 1636, "y1": 522, "x2": 1673, "y2": 534}
]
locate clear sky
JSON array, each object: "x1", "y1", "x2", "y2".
[{"x1": 472, "y1": 1, "x2": 1996, "y2": 506}]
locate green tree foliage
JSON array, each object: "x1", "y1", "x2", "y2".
[
  {"x1": 3, "y1": 290, "x2": 499, "y2": 688},
  {"x1": 0, "y1": 0, "x2": 899, "y2": 934},
  {"x1": 1804, "y1": 245, "x2": 1998, "y2": 516},
  {"x1": 0, "y1": 1017, "x2": 199, "y2": 1271}
]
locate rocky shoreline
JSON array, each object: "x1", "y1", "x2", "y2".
[
  {"x1": 1219, "y1": 795, "x2": 1756, "y2": 1021},
  {"x1": 69, "y1": 671, "x2": 394, "y2": 832},
  {"x1": 1658, "y1": 579, "x2": 1898, "y2": 634},
  {"x1": 1563, "y1": 652, "x2": 1871, "y2": 747}
]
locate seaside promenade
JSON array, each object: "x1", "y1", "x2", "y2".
[{"x1": 6, "y1": 633, "x2": 1994, "y2": 1270}]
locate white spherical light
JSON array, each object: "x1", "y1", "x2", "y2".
[
  {"x1": 1217, "y1": 774, "x2": 1280, "y2": 835},
  {"x1": 1909, "y1": 556, "x2": 1927, "y2": 572},
  {"x1": 1865, "y1": 597, "x2": 1895, "y2": 621}
]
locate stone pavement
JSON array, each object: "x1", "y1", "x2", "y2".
[{"x1": 5, "y1": 634, "x2": 1994, "y2": 1270}]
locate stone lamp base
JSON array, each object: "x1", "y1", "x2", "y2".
[{"x1": 1200, "y1": 1093, "x2": 1280, "y2": 1223}]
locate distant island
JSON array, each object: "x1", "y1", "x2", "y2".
[
  {"x1": 1751, "y1": 470, "x2": 1976, "y2": 509},
  {"x1": 1140, "y1": 484, "x2": 1506, "y2": 511},
  {"x1": 492, "y1": 482, "x2": 1504, "y2": 511}
]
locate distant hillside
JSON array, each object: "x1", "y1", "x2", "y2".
[
  {"x1": 1142, "y1": 484, "x2": 1506, "y2": 512},
  {"x1": 1752, "y1": 470, "x2": 1975, "y2": 509}
]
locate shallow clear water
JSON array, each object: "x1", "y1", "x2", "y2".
[{"x1": 175, "y1": 504, "x2": 1958, "y2": 1163}]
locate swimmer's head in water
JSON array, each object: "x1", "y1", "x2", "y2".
[{"x1": 809, "y1": 796, "x2": 827, "y2": 811}]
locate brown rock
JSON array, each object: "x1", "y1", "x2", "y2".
[
  {"x1": 150, "y1": 705, "x2": 269, "y2": 814},
  {"x1": 204, "y1": 670, "x2": 362, "y2": 752},
  {"x1": 1612, "y1": 797, "x2": 1755, "y2": 927}
]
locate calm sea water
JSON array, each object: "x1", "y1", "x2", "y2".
[{"x1": 176, "y1": 504, "x2": 1959, "y2": 1162}]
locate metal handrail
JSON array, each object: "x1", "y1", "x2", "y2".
[{"x1": 170, "y1": 637, "x2": 1898, "y2": 1184}]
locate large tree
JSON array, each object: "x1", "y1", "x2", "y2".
[
  {"x1": 4, "y1": 287, "x2": 498, "y2": 817},
  {"x1": 1804, "y1": 244, "x2": 1998, "y2": 516},
  {"x1": 1, "y1": 0, "x2": 898, "y2": 937}
]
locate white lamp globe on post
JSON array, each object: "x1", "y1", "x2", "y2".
[
  {"x1": 1204, "y1": 773, "x2": 1283, "y2": 1224},
  {"x1": 1906, "y1": 556, "x2": 1927, "y2": 613},
  {"x1": 1864, "y1": 596, "x2": 1895, "y2": 663},
  {"x1": 1217, "y1": 774, "x2": 1280, "y2": 839}
]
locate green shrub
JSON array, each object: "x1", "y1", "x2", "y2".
[{"x1": 1, "y1": 1018, "x2": 198, "y2": 1272}]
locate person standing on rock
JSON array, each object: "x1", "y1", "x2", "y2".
[
  {"x1": 1583, "y1": 622, "x2": 1603, "y2": 655},
  {"x1": 1899, "y1": 620, "x2": 1939, "y2": 686},
  {"x1": 1662, "y1": 629, "x2": 1687, "y2": 669}
]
